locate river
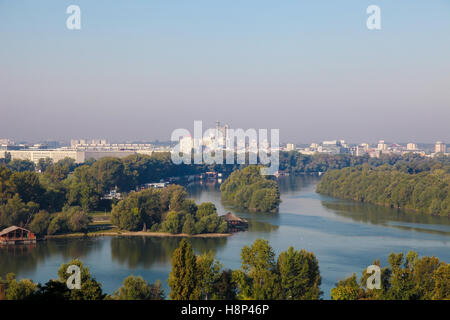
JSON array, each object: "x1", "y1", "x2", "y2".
[{"x1": 1, "y1": 175, "x2": 449, "y2": 299}]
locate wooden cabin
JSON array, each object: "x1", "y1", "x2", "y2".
[
  {"x1": 223, "y1": 212, "x2": 248, "y2": 232},
  {"x1": 0, "y1": 226, "x2": 36, "y2": 245}
]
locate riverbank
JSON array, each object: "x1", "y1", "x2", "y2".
[{"x1": 44, "y1": 230, "x2": 232, "y2": 240}]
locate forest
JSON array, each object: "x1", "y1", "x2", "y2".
[
  {"x1": 316, "y1": 162, "x2": 450, "y2": 216},
  {"x1": 0, "y1": 153, "x2": 235, "y2": 236},
  {"x1": 220, "y1": 166, "x2": 281, "y2": 213}
]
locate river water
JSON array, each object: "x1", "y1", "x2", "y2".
[{"x1": 1, "y1": 175, "x2": 449, "y2": 299}]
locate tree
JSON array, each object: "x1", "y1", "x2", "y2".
[
  {"x1": 0, "y1": 195, "x2": 38, "y2": 229},
  {"x1": 161, "y1": 211, "x2": 186, "y2": 234},
  {"x1": 213, "y1": 269, "x2": 237, "y2": 300},
  {"x1": 7, "y1": 159, "x2": 35, "y2": 172},
  {"x1": 433, "y1": 264, "x2": 450, "y2": 300},
  {"x1": 111, "y1": 276, "x2": 164, "y2": 300},
  {"x1": 236, "y1": 239, "x2": 281, "y2": 299},
  {"x1": 111, "y1": 188, "x2": 163, "y2": 231},
  {"x1": 196, "y1": 202, "x2": 217, "y2": 219},
  {"x1": 2, "y1": 273, "x2": 37, "y2": 300},
  {"x1": 29, "y1": 210, "x2": 52, "y2": 237},
  {"x1": 277, "y1": 247, "x2": 322, "y2": 299},
  {"x1": 37, "y1": 158, "x2": 53, "y2": 172},
  {"x1": 330, "y1": 274, "x2": 362, "y2": 300},
  {"x1": 168, "y1": 239, "x2": 200, "y2": 300},
  {"x1": 66, "y1": 165, "x2": 101, "y2": 212},
  {"x1": 182, "y1": 214, "x2": 196, "y2": 235},
  {"x1": 7, "y1": 171, "x2": 45, "y2": 205},
  {"x1": 30, "y1": 280, "x2": 71, "y2": 300},
  {"x1": 330, "y1": 251, "x2": 450, "y2": 300},
  {"x1": 91, "y1": 157, "x2": 126, "y2": 192},
  {"x1": 196, "y1": 251, "x2": 222, "y2": 300},
  {"x1": 220, "y1": 166, "x2": 281, "y2": 213}
]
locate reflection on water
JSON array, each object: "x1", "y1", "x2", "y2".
[
  {"x1": 0, "y1": 238, "x2": 105, "y2": 276},
  {"x1": 322, "y1": 197, "x2": 450, "y2": 235},
  {"x1": 1, "y1": 175, "x2": 449, "y2": 299},
  {"x1": 111, "y1": 236, "x2": 227, "y2": 269}
]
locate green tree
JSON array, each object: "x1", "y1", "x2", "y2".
[
  {"x1": 111, "y1": 275, "x2": 165, "y2": 300},
  {"x1": 236, "y1": 239, "x2": 281, "y2": 299},
  {"x1": 168, "y1": 239, "x2": 200, "y2": 300},
  {"x1": 196, "y1": 251, "x2": 222, "y2": 300},
  {"x1": 7, "y1": 159, "x2": 35, "y2": 172},
  {"x1": 330, "y1": 274, "x2": 362, "y2": 300},
  {"x1": 277, "y1": 246, "x2": 322, "y2": 299},
  {"x1": 29, "y1": 210, "x2": 52, "y2": 237},
  {"x1": 220, "y1": 166, "x2": 280, "y2": 213},
  {"x1": 2, "y1": 273, "x2": 37, "y2": 300},
  {"x1": 212, "y1": 269, "x2": 237, "y2": 300}
]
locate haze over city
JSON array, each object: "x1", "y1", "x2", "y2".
[{"x1": 1, "y1": 0, "x2": 449, "y2": 143}]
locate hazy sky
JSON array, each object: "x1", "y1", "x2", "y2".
[{"x1": 0, "y1": 0, "x2": 449, "y2": 144}]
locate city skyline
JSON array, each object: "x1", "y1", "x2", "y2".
[{"x1": 1, "y1": 1, "x2": 450, "y2": 142}]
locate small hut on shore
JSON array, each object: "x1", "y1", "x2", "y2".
[
  {"x1": 0, "y1": 226, "x2": 36, "y2": 245},
  {"x1": 223, "y1": 212, "x2": 248, "y2": 232}
]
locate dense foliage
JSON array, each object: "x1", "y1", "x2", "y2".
[
  {"x1": 111, "y1": 185, "x2": 227, "y2": 234},
  {"x1": 167, "y1": 239, "x2": 321, "y2": 300},
  {"x1": 316, "y1": 163, "x2": 450, "y2": 216},
  {"x1": 110, "y1": 276, "x2": 165, "y2": 300},
  {"x1": 232, "y1": 239, "x2": 322, "y2": 300},
  {"x1": 0, "y1": 152, "x2": 236, "y2": 235},
  {"x1": 220, "y1": 166, "x2": 281, "y2": 213},
  {"x1": 279, "y1": 152, "x2": 450, "y2": 174},
  {"x1": 331, "y1": 251, "x2": 450, "y2": 300}
]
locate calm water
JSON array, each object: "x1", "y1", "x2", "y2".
[{"x1": 1, "y1": 175, "x2": 449, "y2": 299}]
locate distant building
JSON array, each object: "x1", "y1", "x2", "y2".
[
  {"x1": 355, "y1": 145, "x2": 368, "y2": 156},
  {"x1": 407, "y1": 143, "x2": 418, "y2": 151},
  {"x1": 0, "y1": 138, "x2": 14, "y2": 145},
  {"x1": 286, "y1": 143, "x2": 295, "y2": 151},
  {"x1": 319, "y1": 140, "x2": 346, "y2": 155},
  {"x1": 377, "y1": 140, "x2": 387, "y2": 151},
  {"x1": 2, "y1": 149, "x2": 138, "y2": 164},
  {"x1": 435, "y1": 141, "x2": 446, "y2": 154}
]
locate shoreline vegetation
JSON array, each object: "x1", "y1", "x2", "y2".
[
  {"x1": 1, "y1": 153, "x2": 449, "y2": 240},
  {"x1": 43, "y1": 230, "x2": 232, "y2": 240},
  {"x1": 317, "y1": 162, "x2": 450, "y2": 217},
  {"x1": 220, "y1": 166, "x2": 281, "y2": 213}
]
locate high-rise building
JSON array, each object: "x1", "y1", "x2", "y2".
[
  {"x1": 356, "y1": 145, "x2": 368, "y2": 156},
  {"x1": 435, "y1": 141, "x2": 446, "y2": 153},
  {"x1": 286, "y1": 143, "x2": 295, "y2": 151},
  {"x1": 215, "y1": 121, "x2": 229, "y2": 148},
  {"x1": 407, "y1": 143, "x2": 418, "y2": 151},
  {"x1": 360, "y1": 143, "x2": 370, "y2": 151},
  {"x1": 377, "y1": 140, "x2": 387, "y2": 151}
]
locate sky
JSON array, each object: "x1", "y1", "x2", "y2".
[{"x1": 0, "y1": 0, "x2": 449, "y2": 144}]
